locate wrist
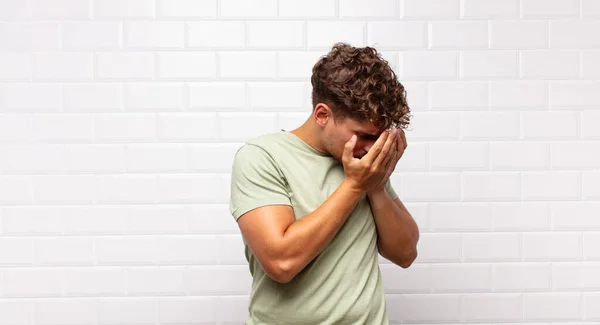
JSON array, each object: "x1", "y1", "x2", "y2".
[{"x1": 341, "y1": 179, "x2": 366, "y2": 197}]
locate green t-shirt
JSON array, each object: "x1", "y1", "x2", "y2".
[{"x1": 229, "y1": 130, "x2": 398, "y2": 325}]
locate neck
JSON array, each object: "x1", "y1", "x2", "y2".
[{"x1": 289, "y1": 119, "x2": 329, "y2": 155}]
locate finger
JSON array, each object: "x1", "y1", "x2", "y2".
[
  {"x1": 399, "y1": 128, "x2": 407, "y2": 150},
  {"x1": 361, "y1": 130, "x2": 389, "y2": 165},
  {"x1": 372, "y1": 128, "x2": 396, "y2": 170},
  {"x1": 342, "y1": 135, "x2": 357, "y2": 164}
]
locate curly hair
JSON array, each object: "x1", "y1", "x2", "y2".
[{"x1": 311, "y1": 42, "x2": 411, "y2": 130}]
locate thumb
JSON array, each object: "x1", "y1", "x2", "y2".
[{"x1": 342, "y1": 135, "x2": 357, "y2": 163}]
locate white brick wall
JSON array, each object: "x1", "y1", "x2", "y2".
[{"x1": 0, "y1": 0, "x2": 598, "y2": 324}]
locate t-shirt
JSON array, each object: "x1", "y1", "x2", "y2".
[{"x1": 229, "y1": 129, "x2": 399, "y2": 325}]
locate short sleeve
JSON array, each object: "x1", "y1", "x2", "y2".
[
  {"x1": 385, "y1": 178, "x2": 399, "y2": 201},
  {"x1": 229, "y1": 144, "x2": 292, "y2": 221}
]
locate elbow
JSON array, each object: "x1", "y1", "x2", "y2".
[
  {"x1": 265, "y1": 258, "x2": 297, "y2": 284},
  {"x1": 398, "y1": 248, "x2": 418, "y2": 269}
]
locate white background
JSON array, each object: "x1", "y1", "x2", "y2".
[{"x1": 0, "y1": 0, "x2": 599, "y2": 324}]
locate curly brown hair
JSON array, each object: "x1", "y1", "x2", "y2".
[{"x1": 311, "y1": 42, "x2": 411, "y2": 130}]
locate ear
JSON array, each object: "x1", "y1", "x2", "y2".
[{"x1": 313, "y1": 103, "x2": 332, "y2": 128}]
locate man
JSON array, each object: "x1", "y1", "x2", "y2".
[{"x1": 229, "y1": 42, "x2": 420, "y2": 325}]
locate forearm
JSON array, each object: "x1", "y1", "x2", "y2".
[
  {"x1": 368, "y1": 190, "x2": 419, "y2": 268},
  {"x1": 277, "y1": 180, "x2": 364, "y2": 281}
]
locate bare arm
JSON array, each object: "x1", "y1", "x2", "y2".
[{"x1": 237, "y1": 179, "x2": 364, "y2": 283}]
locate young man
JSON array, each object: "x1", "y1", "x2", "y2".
[{"x1": 229, "y1": 43, "x2": 420, "y2": 325}]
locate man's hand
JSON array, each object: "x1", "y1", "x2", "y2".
[
  {"x1": 369, "y1": 127, "x2": 407, "y2": 193},
  {"x1": 341, "y1": 126, "x2": 407, "y2": 194}
]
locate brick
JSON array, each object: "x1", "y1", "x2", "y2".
[
  {"x1": 0, "y1": 53, "x2": 31, "y2": 80},
  {"x1": 491, "y1": 202, "x2": 550, "y2": 231},
  {"x1": 490, "y1": 81, "x2": 548, "y2": 109},
  {"x1": 33, "y1": 53, "x2": 93, "y2": 81},
  {"x1": 157, "y1": 113, "x2": 220, "y2": 141},
  {"x1": 582, "y1": 51, "x2": 600, "y2": 78},
  {"x1": 2, "y1": 206, "x2": 64, "y2": 234},
  {"x1": 189, "y1": 82, "x2": 245, "y2": 110},
  {"x1": 35, "y1": 237, "x2": 94, "y2": 265},
  {"x1": 553, "y1": 263, "x2": 600, "y2": 291},
  {"x1": 0, "y1": 83, "x2": 61, "y2": 113},
  {"x1": 430, "y1": 142, "x2": 488, "y2": 171},
  {"x1": 32, "y1": 0, "x2": 90, "y2": 19},
  {"x1": 277, "y1": 51, "x2": 326, "y2": 79},
  {"x1": 522, "y1": 171, "x2": 581, "y2": 201},
  {"x1": 492, "y1": 263, "x2": 551, "y2": 291},
  {"x1": 0, "y1": 114, "x2": 32, "y2": 142},
  {"x1": 401, "y1": 51, "x2": 458, "y2": 80},
  {"x1": 0, "y1": 238, "x2": 34, "y2": 265},
  {"x1": 309, "y1": 21, "x2": 366, "y2": 49},
  {"x1": 402, "y1": 0, "x2": 459, "y2": 19},
  {"x1": 584, "y1": 233, "x2": 600, "y2": 260},
  {"x1": 218, "y1": 52, "x2": 276, "y2": 79},
  {"x1": 219, "y1": 112, "x2": 278, "y2": 141},
  {"x1": 380, "y1": 264, "x2": 430, "y2": 293},
  {"x1": 521, "y1": 111, "x2": 579, "y2": 139},
  {"x1": 63, "y1": 268, "x2": 125, "y2": 296},
  {"x1": 550, "y1": 20, "x2": 600, "y2": 49},
  {"x1": 96, "y1": 236, "x2": 157, "y2": 264},
  {"x1": 156, "y1": 52, "x2": 216, "y2": 79},
  {"x1": 157, "y1": 174, "x2": 230, "y2": 204},
  {"x1": 63, "y1": 206, "x2": 128, "y2": 235},
  {"x1": 582, "y1": 111, "x2": 600, "y2": 138},
  {"x1": 186, "y1": 266, "x2": 252, "y2": 295},
  {"x1": 395, "y1": 142, "x2": 428, "y2": 171},
  {"x1": 97, "y1": 298, "x2": 156, "y2": 324},
  {"x1": 490, "y1": 21, "x2": 548, "y2": 49},
  {"x1": 188, "y1": 204, "x2": 238, "y2": 233},
  {"x1": 32, "y1": 114, "x2": 94, "y2": 142},
  {"x1": 402, "y1": 173, "x2": 461, "y2": 202},
  {"x1": 462, "y1": 0, "x2": 518, "y2": 19},
  {"x1": 32, "y1": 175, "x2": 96, "y2": 204},
  {"x1": 94, "y1": 113, "x2": 156, "y2": 142},
  {"x1": 125, "y1": 22, "x2": 184, "y2": 49},
  {"x1": 463, "y1": 172, "x2": 521, "y2": 201},
  {"x1": 583, "y1": 0, "x2": 600, "y2": 16},
  {"x1": 0, "y1": 301, "x2": 33, "y2": 324},
  {"x1": 2, "y1": 269, "x2": 62, "y2": 297},
  {"x1": 129, "y1": 207, "x2": 187, "y2": 235},
  {"x1": 389, "y1": 294, "x2": 461, "y2": 323},
  {"x1": 583, "y1": 171, "x2": 600, "y2": 200},
  {"x1": 220, "y1": 0, "x2": 277, "y2": 17},
  {"x1": 429, "y1": 21, "x2": 488, "y2": 49},
  {"x1": 551, "y1": 141, "x2": 600, "y2": 169},
  {"x1": 340, "y1": 0, "x2": 397, "y2": 18},
  {"x1": 414, "y1": 234, "x2": 461, "y2": 262},
  {"x1": 430, "y1": 81, "x2": 488, "y2": 109},
  {"x1": 552, "y1": 202, "x2": 600, "y2": 230},
  {"x1": 461, "y1": 294, "x2": 522, "y2": 322},
  {"x1": 463, "y1": 233, "x2": 521, "y2": 262},
  {"x1": 97, "y1": 175, "x2": 158, "y2": 204},
  {"x1": 94, "y1": 0, "x2": 154, "y2": 19},
  {"x1": 187, "y1": 22, "x2": 245, "y2": 48},
  {"x1": 408, "y1": 112, "x2": 460, "y2": 140},
  {"x1": 429, "y1": 202, "x2": 491, "y2": 231},
  {"x1": 523, "y1": 232, "x2": 582, "y2": 261},
  {"x1": 585, "y1": 294, "x2": 600, "y2": 320},
  {"x1": 0, "y1": 23, "x2": 60, "y2": 51},
  {"x1": 550, "y1": 81, "x2": 600, "y2": 108},
  {"x1": 461, "y1": 112, "x2": 520, "y2": 140},
  {"x1": 40, "y1": 300, "x2": 97, "y2": 325},
  {"x1": 247, "y1": 82, "x2": 305, "y2": 110},
  {"x1": 2, "y1": 144, "x2": 64, "y2": 173},
  {"x1": 368, "y1": 21, "x2": 426, "y2": 49},
  {"x1": 461, "y1": 50, "x2": 518, "y2": 79},
  {"x1": 63, "y1": 84, "x2": 123, "y2": 113},
  {"x1": 156, "y1": 0, "x2": 217, "y2": 18},
  {"x1": 0, "y1": 0, "x2": 31, "y2": 20},
  {"x1": 124, "y1": 144, "x2": 187, "y2": 172},
  {"x1": 62, "y1": 22, "x2": 120, "y2": 50},
  {"x1": 64, "y1": 144, "x2": 124, "y2": 173},
  {"x1": 278, "y1": 0, "x2": 335, "y2": 18},
  {"x1": 96, "y1": 52, "x2": 154, "y2": 80},
  {"x1": 124, "y1": 83, "x2": 186, "y2": 112},
  {"x1": 520, "y1": 51, "x2": 580, "y2": 79},
  {"x1": 523, "y1": 293, "x2": 581, "y2": 321},
  {"x1": 125, "y1": 267, "x2": 186, "y2": 295},
  {"x1": 491, "y1": 141, "x2": 549, "y2": 170},
  {"x1": 247, "y1": 21, "x2": 304, "y2": 49},
  {"x1": 158, "y1": 297, "x2": 217, "y2": 324},
  {"x1": 218, "y1": 234, "x2": 247, "y2": 265},
  {"x1": 429, "y1": 264, "x2": 491, "y2": 292},
  {"x1": 522, "y1": 0, "x2": 580, "y2": 18}
]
